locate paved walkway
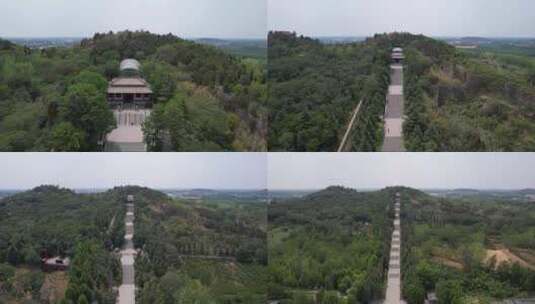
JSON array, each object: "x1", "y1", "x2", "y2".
[
  {"x1": 382, "y1": 64, "x2": 406, "y2": 152},
  {"x1": 106, "y1": 110, "x2": 150, "y2": 152},
  {"x1": 117, "y1": 202, "x2": 136, "y2": 304},
  {"x1": 385, "y1": 192, "x2": 404, "y2": 303}
]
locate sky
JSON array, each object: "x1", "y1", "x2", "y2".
[
  {"x1": 0, "y1": 0, "x2": 266, "y2": 38},
  {"x1": 0, "y1": 153, "x2": 266, "y2": 190},
  {"x1": 268, "y1": 153, "x2": 535, "y2": 190},
  {"x1": 268, "y1": 0, "x2": 535, "y2": 38}
]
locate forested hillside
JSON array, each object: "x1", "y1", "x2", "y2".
[
  {"x1": 268, "y1": 31, "x2": 535, "y2": 151},
  {"x1": 268, "y1": 186, "x2": 392, "y2": 303},
  {"x1": 390, "y1": 32, "x2": 535, "y2": 151},
  {"x1": 268, "y1": 32, "x2": 390, "y2": 151},
  {"x1": 0, "y1": 31, "x2": 266, "y2": 151},
  {"x1": 399, "y1": 189, "x2": 535, "y2": 303},
  {"x1": 0, "y1": 185, "x2": 126, "y2": 303},
  {"x1": 133, "y1": 191, "x2": 267, "y2": 303}
]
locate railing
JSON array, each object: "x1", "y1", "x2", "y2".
[{"x1": 337, "y1": 100, "x2": 363, "y2": 152}]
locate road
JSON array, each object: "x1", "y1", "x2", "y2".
[
  {"x1": 385, "y1": 193, "x2": 404, "y2": 304},
  {"x1": 382, "y1": 64, "x2": 406, "y2": 152},
  {"x1": 117, "y1": 201, "x2": 136, "y2": 304},
  {"x1": 106, "y1": 110, "x2": 151, "y2": 152}
]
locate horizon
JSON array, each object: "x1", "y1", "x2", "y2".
[
  {"x1": 0, "y1": 0, "x2": 266, "y2": 39},
  {"x1": 2, "y1": 35, "x2": 268, "y2": 41},
  {"x1": 268, "y1": 153, "x2": 535, "y2": 190},
  {"x1": 0, "y1": 153, "x2": 267, "y2": 190},
  {"x1": 269, "y1": 0, "x2": 535, "y2": 38},
  {"x1": 269, "y1": 31, "x2": 535, "y2": 40},
  {"x1": 267, "y1": 186, "x2": 535, "y2": 192}
]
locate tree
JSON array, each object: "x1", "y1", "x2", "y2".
[
  {"x1": 435, "y1": 280, "x2": 463, "y2": 304},
  {"x1": 72, "y1": 70, "x2": 108, "y2": 91},
  {"x1": 47, "y1": 122, "x2": 85, "y2": 151},
  {"x1": 404, "y1": 277, "x2": 426, "y2": 304},
  {"x1": 60, "y1": 83, "x2": 115, "y2": 150}
]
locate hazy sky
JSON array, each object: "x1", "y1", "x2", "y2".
[
  {"x1": 0, "y1": 0, "x2": 266, "y2": 38},
  {"x1": 0, "y1": 153, "x2": 266, "y2": 190},
  {"x1": 268, "y1": 153, "x2": 535, "y2": 190},
  {"x1": 269, "y1": 0, "x2": 535, "y2": 38}
]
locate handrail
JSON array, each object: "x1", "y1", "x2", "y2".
[{"x1": 337, "y1": 100, "x2": 363, "y2": 152}]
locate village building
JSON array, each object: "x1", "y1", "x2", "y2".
[
  {"x1": 392, "y1": 47, "x2": 404, "y2": 64},
  {"x1": 41, "y1": 256, "x2": 70, "y2": 272},
  {"x1": 107, "y1": 59, "x2": 153, "y2": 108}
]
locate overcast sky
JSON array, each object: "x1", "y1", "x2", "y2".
[
  {"x1": 268, "y1": 153, "x2": 535, "y2": 190},
  {"x1": 0, "y1": 153, "x2": 266, "y2": 190},
  {"x1": 269, "y1": 0, "x2": 535, "y2": 38},
  {"x1": 0, "y1": 0, "x2": 266, "y2": 38}
]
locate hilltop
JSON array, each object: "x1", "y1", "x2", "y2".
[
  {"x1": 268, "y1": 31, "x2": 535, "y2": 151},
  {"x1": 0, "y1": 30, "x2": 266, "y2": 152},
  {"x1": 0, "y1": 185, "x2": 267, "y2": 303}
]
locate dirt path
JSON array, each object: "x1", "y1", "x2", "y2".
[{"x1": 485, "y1": 248, "x2": 535, "y2": 271}]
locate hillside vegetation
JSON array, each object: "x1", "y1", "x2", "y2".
[
  {"x1": 399, "y1": 189, "x2": 535, "y2": 303},
  {"x1": 268, "y1": 32, "x2": 390, "y2": 151},
  {"x1": 0, "y1": 31, "x2": 266, "y2": 151},
  {"x1": 268, "y1": 186, "x2": 392, "y2": 303},
  {"x1": 391, "y1": 33, "x2": 535, "y2": 151},
  {"x1": 133, "y1": 191, "x2": 267, "y2": 303},
  {"x1": 0, "y1": 185, "x2": 127, "y2": 304}
]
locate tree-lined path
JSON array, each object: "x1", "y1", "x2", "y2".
[
  {"x1": 117, "y1": 196, "x2": 136, "y2": 304},
  {"x1": 382, "y1": 58, "x2": 406, "y2": 151},
  {"x1": 385, "y1": 192, "x2": 405, "y2": 303}
]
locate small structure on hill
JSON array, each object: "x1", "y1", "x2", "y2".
[
  {"x1": 107, "y1": 59, "x2": 153, "y2": 108},
  {"x1": 392, "y1": 47, "x2": 404, "y2": 64},
  {"x1": 127, "y1": 194, "x2": 134, "y2": 203},
  {"x1": 41, "y1": 256, "x2": 70, "y2": 272},
  {"x1": 424, "y1": 292, "x2": 438, "y2": 304}
]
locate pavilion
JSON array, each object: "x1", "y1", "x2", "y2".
[{"x1": 107, "y1": 59, "x2": 153, "y2": 108}]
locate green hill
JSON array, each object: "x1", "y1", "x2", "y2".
[{"x1": 0, "y1": 30, "x2": 266, "y2": 151}]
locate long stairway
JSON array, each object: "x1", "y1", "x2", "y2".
[
  {"x1": 117, "y1": 196, "x2": 136, "y2": 304},
  {"x1": 382, "y1": 62, "x2": 406, "y2": 152},
  {"x1": 385, "y1": 192, "x2": 403, "y2": 303}
]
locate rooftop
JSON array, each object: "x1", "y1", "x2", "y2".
[
  {"x1": 120, "y1": 59, "x2": 141, "y2": 71},
  {"x1": 108, "y1": 77, "x2": 153, "y2": 94},
  {"x1": 43, "y1": 256, "x2": 70, "y2": 266}
]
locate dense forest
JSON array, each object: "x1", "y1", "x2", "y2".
[
  {"x1": 0, "y1": 186, "x2": 268, "y2": 303},
  {"x1": 268, "y1": 31, "x2": 535, "y2": 151},
  {"x1": 133, "y1": 189, "x2": 267, "y2": 303},
  {"x1": 268, "y1": 186, "x2": 392, "y2": 303},
  {"x1": 0, "y1": 30, "x2": 266, "y2": 151},
  {"x1": 268, "y1": 32, "x2": 390, "y2": 151},
  {"x1": 0, "y1": 186, "x2": 125, "y2": 303},
  {"x1": 392, "y1": 32, "x2": 535, "y2": 151},
  {"x1": 398, "y1": 188, "x2": 535, "y2": 303}
]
